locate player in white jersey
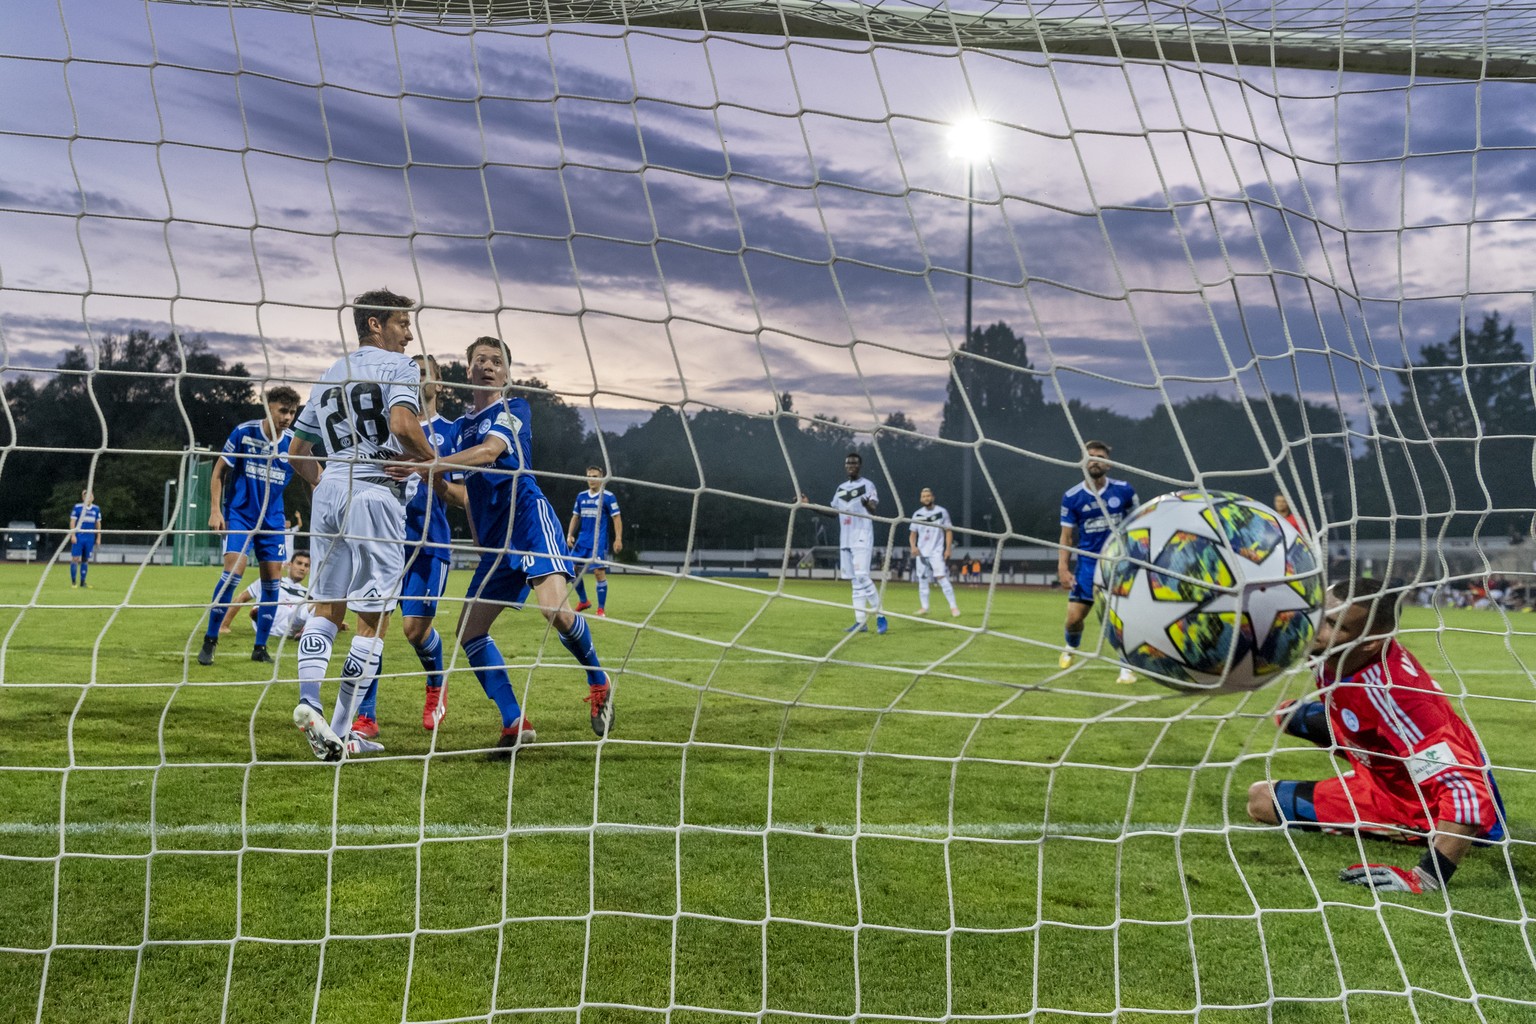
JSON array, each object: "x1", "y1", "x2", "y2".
[
  {"x1": 286, "y1": 288, "x2": 436, "y2": 761},
  {"x1": 219, "y1": 552, "x2": 313, "y2": 640},
  {"x1": 800, "y1": 451, "x2": 887, "y2": 634},
  {"x1": 909, "y1": 487, "x2": 960, "y2": 617}
]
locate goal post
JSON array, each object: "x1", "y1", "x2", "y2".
[{"x1": 2, "y1": 0, "x2": 1535, "y2": 1021}]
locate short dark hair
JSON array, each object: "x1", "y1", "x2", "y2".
[
  {"x1": 266, "y1": 385, "x2": 300, "y2": 407},
  {"x1": 352, "y1": 288, "x2": 414, "y2": 341},
  {"x1": 466, "y1": 335, "x2": 511, "y2": 364},
  {"x1": 845, "y1": 451, "x2": 862, "y2": 462},
  {"x1": 291, "y1": 550, "x2": 310, "y2": 560},
  {"x1": 1085, "y1": 440, "x2": 1112, "y2": 454},
  {"x1": 586, "y1": 465, "x2": 604, "y2": 475},
  {"x1": 411, "y1": 354, "x2": 440, "y2": 375},
  {"x1": 1329, "y1": 577, "x2": 1399, "y2": 638}
]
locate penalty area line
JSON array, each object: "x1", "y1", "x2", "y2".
[{"x1": 0, "y1": 820, "x2": 1214, "y2": 840}]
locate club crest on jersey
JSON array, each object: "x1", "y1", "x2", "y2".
[
  {"x1": 1108, "y1": 497, "x2": 1121, "y2": 508},
  {"x1": 478, "y1": 420, "x2": 491, "y2": 436},
  {"x1": 1340, "y1": 709, "x2": 1359, "y2": 732}
]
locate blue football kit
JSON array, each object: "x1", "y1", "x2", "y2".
[
  {"x1": 570, "y1": 489, "x2": 621, "y2": 560},
  {"x1": 70, "y1": 503, "x2": 102, "y2": 558},
  {"x1": 220, "y1": 419, "x2": 295, "y2": 564},
  {"x1": 1060, "y1": 479, "x2": 1138, "y2": 603},
  {"x1": 400, "y1": 413, "x2": 462, "y2": 620}
]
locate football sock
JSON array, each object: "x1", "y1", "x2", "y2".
[
  {"x1": 851, "y1": 589, "x2": 867, "y2": 624},
  {"x1": 205, "y1": 570, "x2": 243, "y2": 639},
  {"x1": 79, "y1": 560, "x2": 88, "y2": 585},
  {"x1": 596, "y1": 580, "x2": 608, "y2": 609},
  {"x1": 853, "y1": 575, "x2": 879, "y2": 615},
  {"x1": 357, "y1": 652, "x2": 383, "y2": 720},
  {"x1": 252, "y1": 578, "x2": 280, "y2": 646},
  {"x1": 938, "y1": 577, "x2": 958, "y2": 607},
  {"x1": 917, "y1": 577, "x2": 931, "y2": 609},
  {"x1": 296, "y1": 618, "x2": 340, "y2": 709},
  {"x1": 574, "y1": 578, "x2": 589, "y2": 603},
  {"x1": 414, "y1": 628, "x2": 445, "y2": 689},
  {"x1": 1065, "y1": 628, "x2": 1083, "y2": 649},
  {"x1": 557, "y1": 614, "x2": 605, "y2": 687},
  {"x1": 463, "y1": 634, "x2": 522, "y2": 727},
  {"x1": 70, "y1": 563, "x2": 77, "y2": 585},
  {"x1": 330, "y1": 635, "x2": 385, "y2": 737}
]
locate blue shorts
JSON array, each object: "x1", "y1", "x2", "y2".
[
  {"x1": 569, "y1": 544, "x2": 608, "y2": 569},
  {"x1": 466, "y1": 501, "x2": 573, "y2": 603},
  {"x1": 71, "y1": 538, "x2": 96, "y2": 559},
  {"x1": 224, "y1": 515, "x2": 287, "y2": 564},
  {"x1": 1069, "y1": 557, "x2": 1097, "y2": 604},
  {"x1": 400, "y1": 554, "x2": 450, "y2": 620}
]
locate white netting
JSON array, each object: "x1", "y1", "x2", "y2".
[{"x1": 2, "y1": 0, "x2": 1535, "y2": 1020}]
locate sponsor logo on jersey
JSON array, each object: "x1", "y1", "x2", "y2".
[{"x1": 1407, "y1": 741, "x2": 1457, "y2": 784}]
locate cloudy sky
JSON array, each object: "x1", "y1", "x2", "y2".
[{"x1": 3, "y1": 0, "x2": 1534, "y2": 441}]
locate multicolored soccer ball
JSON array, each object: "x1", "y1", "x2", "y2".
[{"x1": 1097, "y1": 490, "x2": 1325, "y2": 693}]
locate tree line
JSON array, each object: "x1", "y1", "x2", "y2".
[{"x1": 2, "y1": 315, "x2": 1529, "y2": 552}]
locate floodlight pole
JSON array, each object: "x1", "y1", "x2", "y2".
[{"x1": 962, "y1": 160, "x2": 975, "y2": 534}]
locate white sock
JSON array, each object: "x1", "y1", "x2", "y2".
[
  {"x1": 852, "y1": 587, "x2": 867, "y2": 624},
  {"x1": 296, "y1": 618, "x2": 339, "y2": 709},
  {"x1": 330, "y1": 635, "x2": 385, "y2": 736},
  {"x1": 917, "y1": 578, "x2": 931, "y2": 610},
  {"x1": 938, "y1": 576, "x2": 958, "y2": 609}
]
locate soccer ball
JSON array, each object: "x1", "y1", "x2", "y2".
[{"x1": 1097, "y1": 490, "x2": 1325, "y2": 693}]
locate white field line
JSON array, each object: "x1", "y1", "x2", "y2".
[{"x1": 0, "y1": 820, "x2": 1211, "y2": 841}]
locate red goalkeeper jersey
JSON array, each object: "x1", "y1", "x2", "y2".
[{"x1": 1317, "y1": 639, "x2": 1502, "y2": 834}]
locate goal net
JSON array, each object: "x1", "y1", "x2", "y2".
[{"x1": 2, "y1": 0, "x2": 1533, "y2": 1020}]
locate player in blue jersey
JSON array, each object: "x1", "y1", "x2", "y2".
[
  {"x1": 566, "y1": 466, "x2": 624, "y2": 616},
  {"x1": 432, "y1": 336, "x2": 613, "y2": 756},
  {"x1": 198, "y1": 386, "x2": 301, "y2": 666},
  {"x1": 350, "y1": 354, "x2": 466, "y2": 739},
  {"x1": 67, "y1": 491, "x2": 103, "y2": 588},
  {"x1": 1057, "y1": 440, "x2": 1139, "y2": 684}
]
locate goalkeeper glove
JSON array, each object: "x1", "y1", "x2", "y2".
[{"x1": 1338, "y1": 863, "x2": 1438, "y2": 894}]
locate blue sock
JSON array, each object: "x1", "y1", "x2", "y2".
[
  {"x1": 79, "y1": 561, "x2": 87, "y2": 585},
  {"x1": 70, "y1": 563, "x2": 77, "y2": 585},
  {"x1": 358, "y1": 654, "x2": 381, "y2": 720},
  {"x1": 574, "y1": 578, "x2": 589, "y2": 603},
  {"x1": 206, "y1": 571, "x2": 243, "y2": 639},
  {"x1": 463, "y1": 633, "x2": 522, "y2": 727},
  {"x1": 253, "y1": 579, "x2": 280, "y2": 646},
  {"x1": 1065, "y1": 629, "x2": 1083, "y2": 649},
  {"x1": 596, "y1": 580, "x2": 608, "y2": 609},
  {"x1": 414, "y1": 629, "x2": 445, "y2": 689},
  {"x1": 557, "y1": 615, "x2": 605, "y2": 687}
]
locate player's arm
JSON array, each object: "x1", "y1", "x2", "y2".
[
  {"x1": 287, "y1": 436, "x2": 321, "y2": 488},
  {"x1": 943, "y1": 527, "x2": 953, "y2": 560},
  {"x1": 908, "y1": 522, "x2": 919, "y2": 556},
  {"x1": 1057, "y1": 525, "x2": 1076, "y2": 588},
  {"x1": 797, "y1": 492, "x2": 837, "y2": 517},
  {"x1": 567, "y1": 511, "x2": 580, "y2": 548},
  {"x1": 208, "y1": 458, "x2": 230, "y2": 531},
  {"x1": 91, "y1": 509, "x2": 102, "y2": 541},
  {"x1": 220, "y1": 586, "x2": 255, "y2": 634},
  {"x1": 438, "y1": 431, "x2": 509, "y2": 469},
  {"x1": 389, "y1": 404, "x2": 435, "y2": 463},
  {"x1": 610, "y1": 512, "x2": 623, "y2": 553},
  {"x1": 1273, "y1": 699, "x2": 1331, "y2": 748},
  {"x1": 432, "y1": 474, "x2": 467, "y2": 509}
]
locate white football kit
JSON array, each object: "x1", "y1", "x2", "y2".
[
  {"x1": 909, "y1": 504, "x2": 953, "y2": 581},
  {"x1": 831, "y1": 475, "x2": 882, "y2": 624},
  {"x1": 243, "y1": 577, "x2": 312, "y2": 639},
  {"x1": 292, "y1": 346, "x2": 420, "y2": 613}
]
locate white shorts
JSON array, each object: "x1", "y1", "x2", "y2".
[
  {"x1": 840, "y1": 545, "x2": 873, "y2": 581},
  {"x1": 308, "y1": 477, "x2": 407, "y2": 614},
  {"x1": 914, "y1": 552, "x2": 948, "y2": 581}
]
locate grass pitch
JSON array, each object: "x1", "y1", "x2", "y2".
[{"x1": 1, "y1": 562, "x2": 1535, "y2": 1023}]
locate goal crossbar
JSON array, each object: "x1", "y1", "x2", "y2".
[{"x1": 151, "y1": 0, "x2": 1536, "y2": 80}]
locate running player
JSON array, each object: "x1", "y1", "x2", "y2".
[
  {"x1": 566, "y1": 466, "x2": 623, "y2": 616},
  {"x1": 435, "y1": 335, "x2": 613, "y2": 757},
  {"x1": 286, "y1": 288, "x2": 435, "y2": 761},
  {"x1": 67, "y1": 491, "x2": 102, "y2": 588},
  {"x1": 198, "y1": 386, "x2": 301, "y2": 665},
  {"x1": 1057, "y1": 440, "x2": 1137, "y2": 684},
  {"x1": 1248, "y1": 578, "x2": 1507, "y2": 893},
  {"x1": 909, "y1": 487, "x2": 959, "y2": 617},
  {"x1": 350, "y1": 354, "x2": 464, "y2": 739}
]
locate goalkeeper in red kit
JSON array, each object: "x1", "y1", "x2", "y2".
[{"x1": 1246, "y1": 578, "x2": 1507, "y2": 893}]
